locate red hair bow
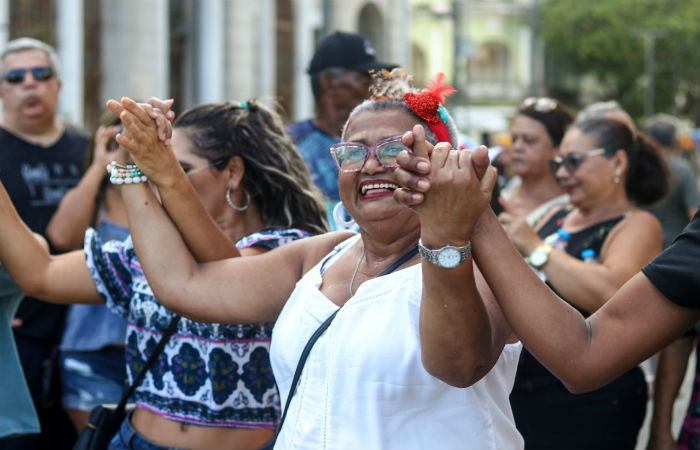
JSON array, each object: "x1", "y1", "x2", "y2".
[{"x1": 404, "y1": 73, "x2": 456, "y2": 144}]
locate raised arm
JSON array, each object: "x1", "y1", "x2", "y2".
[
  {"x1": 111, "y1": 99, "x2": 348, "y2": 324},
  {"x1": 395, "y1": 142, "x2": 699, "y2": 393},
  {"x1": 469, "y1": 208, "x2": 697, "y2": 391},
  {"x1": 0, "y1": 180, "x2": 101, "y2": 304},
  {"x1": 115, "y1": 176, "x2": 342, "y2": 323},
  {"x1": 107, "y1": 98, "x2": 238, "y2": 262},
  {"x1": 404, "y1": 126, "x2": 512, "y2": 387},
  {"x1": 46, "y1": 124, "x2": 120, "y2": 250}
]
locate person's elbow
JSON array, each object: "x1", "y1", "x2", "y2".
[
  {"x1": 45, "y1": 227, "x2": 83, "y2": 252},
  {"x1": 422, "y1": 349, "x2": 494, "y2": 388},
  {"x1": 554, "y1": 364, "x2": 610, "y2": 394},
  {"x1": 562, "y1": 376, "x2": 606, "y2": 394}
]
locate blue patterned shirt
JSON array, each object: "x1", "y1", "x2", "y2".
[
  {"x1": 286, "y1": 119, "x2": 340, "y2": 204},
  {"x1": 84, "y1": 227, "x2": 310, "y2": 428}
]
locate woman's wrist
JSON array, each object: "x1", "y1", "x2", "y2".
[
  {"x1": 420, "y1": 224, "x2": 472, "y2": 249},
  {"x1": 523, "y1": 239, "x2": 545, "y2": 257}
]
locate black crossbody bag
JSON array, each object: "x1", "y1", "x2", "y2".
[{"x1": 73, "y1": 315, "x2": 180, "y2": 450}]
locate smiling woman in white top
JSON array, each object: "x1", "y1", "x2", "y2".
[{"x1": 108, "y1": 69, "x2": 524, "y2": 450}]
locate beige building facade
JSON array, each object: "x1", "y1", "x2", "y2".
[{"x1": 0, "y1": 0, "x2": 410, "y2": 130}]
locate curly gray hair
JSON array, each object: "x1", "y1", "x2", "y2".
[{"x1": 342, "y1": 68, "x2": 459, "y2": 147}]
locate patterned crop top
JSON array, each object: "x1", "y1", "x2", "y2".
[{"x1": 84, "y1": 227, "x2": 310, "y2": 428}]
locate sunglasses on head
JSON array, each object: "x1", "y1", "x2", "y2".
[
  {"x1": 520, "y1": 97, "x2": 558, "y2": 113},
  {"x1": 548, "y1": 148, "x2": 615, "y2": 174},
  {"x1": 3, "y1": 66, "x2": 54, "y2": 84}
]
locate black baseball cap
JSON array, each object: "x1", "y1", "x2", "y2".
[{"x1": 307, "y1": 31, "x2": 397, "y2": 75}]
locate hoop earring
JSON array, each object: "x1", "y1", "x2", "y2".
[
  {"x1": 333, "y1": 202, "x2": 356, "y2": 229},
  {"x1": 226, "y1": 187, "x2": 250, "y2": 212}
]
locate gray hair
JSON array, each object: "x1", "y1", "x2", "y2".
[
  {"x1": 341, "y1": 68, "x2": 460, "y2": 147},
  {"x1": 0, "y1": 37, "x2": 61, "y2": 81},
  {"x1": 576, "y1": 100, "x2": 624, "y2": 123},
  {"x1": 342, "y1": 98, "x2": 460, "y2": 147}
]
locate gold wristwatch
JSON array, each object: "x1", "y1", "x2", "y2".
[{"x1": 527, "y1": 244, "x2": 553, "y2": 270}]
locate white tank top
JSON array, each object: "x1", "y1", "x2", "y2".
[{"x1": 270, "y1": 236, "x2": 524, "y2": 449}]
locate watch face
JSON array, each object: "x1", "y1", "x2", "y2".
[
  {"x1": 437, "y1": 247, "x2": 461, "y2": 268},
  {"x1": 529, "y1": 250, "x2": 547, "y2": 268}
]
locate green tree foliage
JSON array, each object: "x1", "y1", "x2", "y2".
[{"x1": 539, "y1": 0, "x2": 700, "y2": 124}]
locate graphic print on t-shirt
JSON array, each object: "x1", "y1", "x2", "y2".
[{"x1": 21, "y1": 160, "x2": 82, "y2": 206}]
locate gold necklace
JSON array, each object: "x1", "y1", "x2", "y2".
[{"x1": 349, "y1": 246, "x2": 365, "y2": 297}]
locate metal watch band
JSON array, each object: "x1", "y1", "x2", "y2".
[{"x1": 418, "y1": 239, "x2": 472, "y2": 268}]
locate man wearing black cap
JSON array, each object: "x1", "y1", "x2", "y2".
[{"x1": 286, "y1": 31, "x2": 395, "y2": 229}]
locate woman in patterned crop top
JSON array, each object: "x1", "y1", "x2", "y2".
[{"x1": 0, "y1": 100, "x2": 327, "y2": 450}]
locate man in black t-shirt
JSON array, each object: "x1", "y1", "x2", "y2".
[{"x1": 0, "y1": 37, "x2": 87, "y2": 450}]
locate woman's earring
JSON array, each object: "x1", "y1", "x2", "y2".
[
  {"x1": 613, "y1": 172, "x2": 621, "y2": 184},
  {"x1": 333, "y1": 202, "x2": 356, "y2": 229},
  {"x1": 226, "y1": 187, "x2": 250, "y2": 212}
]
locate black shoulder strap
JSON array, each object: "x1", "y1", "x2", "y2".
[
  {"x1": 379, "y1": 245, "x2": 418, "y2": 276},
  {"x1": 276, "y1": 308, "x2": 339, "y2": 433},
  {"x1": 115, "y1": 314, "x2": 181, "y2": 413}
]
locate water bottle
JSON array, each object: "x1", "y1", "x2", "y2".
[
  {"x1": 531, "y1": 228, "x2": 570, "y2": 282},
  {"x1": 544, "y1": 228, "x2": 570, "y2": 249},
  {"x1": 581, "y1": 248, "x2": 598, "y2": 264}
]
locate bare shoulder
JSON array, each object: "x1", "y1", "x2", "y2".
[
  {"x1": 280, "y1": 231, "x2": 358, "y2": 275},
  {"x1": 609, "y1": 208, "x2": 662, "y2": 240},
  {"x1": 627, "y1": 208, "x2": 662, "y2": 230},
  {"x1": 601, "y1": 208, "x2": 663, "y2": 263}
]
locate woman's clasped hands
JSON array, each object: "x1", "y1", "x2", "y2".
[
  {"x1": 393, "y1": 124, "x2": 498, "y2": 236},
  {"x1": 105, "y1": 97, "x2": 178, "y2": 187}
]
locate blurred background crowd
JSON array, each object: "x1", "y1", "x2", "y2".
[{"x1": 0, "y1": 1, "x2": 698, "y2": 450}]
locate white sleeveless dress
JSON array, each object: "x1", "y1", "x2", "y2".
[{"x1": 270, "y1": 236, "x2": 524, "y2": 449}]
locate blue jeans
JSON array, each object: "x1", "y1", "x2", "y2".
[
  {"x1": 60, "y1": 346, "x2": 126, "y2": 410},
  {"x1": 108, "y1": 410, "x2": 276, "y2": 450},
  {"x1": 108, "y1": 411, "x2": 184, "y2": 450}
]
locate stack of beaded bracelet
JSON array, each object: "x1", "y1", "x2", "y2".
[{"x1": 106, "y1": 161, "x2": 148, "y2": 184}]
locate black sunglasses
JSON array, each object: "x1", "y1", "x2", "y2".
[
  {"x1": 548, "y1": 148, "x2": 614, "y2": 174},
  {"x1": 3, "y1": 66, "x2": 54, "y2": 84}
]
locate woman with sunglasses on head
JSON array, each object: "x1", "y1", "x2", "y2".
[
  {"x1": 499, "y1": 97, "x2": 574, "y2": 228},
  {"x1": 108, "y1": 69, "x2": 523, "y2": 449},
  {"x1": 0, "y1": 100, "x2": 328, "y2": 450},
  {"x1": 494, "y1": 116, "x2": 668, "y2": 449}
]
